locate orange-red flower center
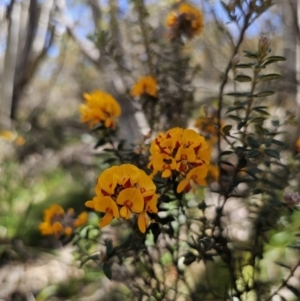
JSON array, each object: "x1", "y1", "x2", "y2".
[
  {"x1": 124, "y1": 200, "x2": 133, "y2": 208},
  {"x1": 106, "y1": 207, "x2": 113, "y2": 214}
]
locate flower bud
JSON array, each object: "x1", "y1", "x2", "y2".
[
  {"x1": 284, "y1": 191, "x2": 300, "y2": 207},
  {"x1": 231, "y1": 53, "x2": 240, "y2": 67},
  {"x1": 258, "y1": 36, "x2": 271, "y2": 56}
]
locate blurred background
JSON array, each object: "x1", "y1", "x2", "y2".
[{"x1": 0, "y1": 0, "x2": 300, "y2": 300}]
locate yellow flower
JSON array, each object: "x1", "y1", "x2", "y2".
[
  {"x1": 130, "y1": 76, "x2": 158, "y2": 98},
  {"x1": 85, "y1": 164, "x2": 158, "y2": 233},
  {"x1": 14, "y1": 135, "x2": 26, "y2": 146},
  {"x1": 207, "y1": 164, "x2": 219, "y2": 182},
  {"x1": 117, "y1": 188, "x2": 144, "y2": 219},
  {"x1": 0, "y1": 130, "x2": 15, "y2": 141},
  {"x1": 153, "y1": 154, "x2": 177, "y2": 178},
  {"x1": 166, "y1": 3, "x2": 204, "y2": 40},
  {"x1": 138, "y1": 194, "x2": 159, "y2": 233},
  {"x1": 148, "y1": 128, "x2": 211, "y2": 193},
  {"x1": 195, "y1": 116, "x2": 219, "y2": 136},
  {"x1": 194, "y1": 106, "x2": 224, "y2": 145},
  {"x1": 177, "y1": 165, "x2": 208, "y2": 193},
  {"x1": 296, "y1": 137, "x2": 300, "y2": 153},
  {"x1": 73, "y1": 211, "x2": 89, "y2": 228},
  {"x1": 39, "y1": 205, "x2": 88, "y2": 236},
  {"x1": 0, "y1": 131, "x2": 25, "y2": 146},
  {"x1": 79, "y1": 90, "x2": 121, "y2": 129},
  {"x1": 91, "y1": 196, "x2": 120, "y2": 228}
]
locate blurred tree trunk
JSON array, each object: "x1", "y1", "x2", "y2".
[
  {"x1": 0, "y1": 0, "x2": 58, "y2": 126},
  {"x1": 281, "y1": 0, "x2": 299, "y2": 145},
  {"x1": 63, "y1": 0, "x2": 149, "y2": 144},
  {"x1": 295, "y1": 0, "x2": 300, "y2": 138},
  {"x1": 0, "y1": 0, "x2": 21, "y2": 129},
  {"x1": 282, "y1": 0, "x2": 297, "y2": 97}
]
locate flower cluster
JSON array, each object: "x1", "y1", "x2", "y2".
[
  {"x1": 148, "y1": 128, "x2": 211, "y2": 193},
  {"x1": 85, "y1": 164, "x2": 158, "y2": 233},
  {"x1": 130, "y1": 76, "x2": 158, "y2": 98},
  {"x1": 166, "y1": 3, "x2": 204, "y2": 40},
  {"x1": 79, "y1": 90, "x2": 121, "y2": 129},
  {"x1": 39, "y1": 204, "x2": 88, "y2": 236},
  {"x1": 0, "y1": 130, "x2": 26, "y2": 146},
  {"x1": 296, "y1": 137, "x2": 300, "y2": 153}
]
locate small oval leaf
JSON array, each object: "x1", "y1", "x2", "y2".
[
  {"x1": 258, "y1": 74, "x2": 282, "y2": 81},
  {"x1": 222, "y1": 125, "x2": 232, "y2": 135},
  {"x1": 226, "y1": 92, "x2": 248, "y2": 97},
  {"x1": 243, "y1": 50, "x2": 258, "y2": 59},
  {"x1": 235, "y1": 75, "x2": 252, "y2": 82},
  {"x1": 264, "y1": 149, "x2": 280, "y2": 159},
  {"x1": 255, "y1": 91, "x2": 275, "y2": 97},
  {"x1": 246, "y1": 149, "x2": 261, "y2": 158},
  {"x1": 235, "y1": 63, "x2": 254, "y2": 69}
]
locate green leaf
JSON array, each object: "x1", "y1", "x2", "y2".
[
  {"x1": 227, "y1": 115, "x2": 242, "y2": 122},
  {"x1": 243, "y1": 50, "x2": 258, "y2": 59},
  {"x1": 254, "y1": 124, "x2": 265, "y2": 135},
  {"x1": 286, "y1": 285, "x2": 300, "y2": 297},
  {"x1": 94, "y1": 138, "x2": 107, "y2": 149},
  {"x1": 233, "y1": 100, "x2": 242, "y2": 105},
  {"x1": 103, "y1": 263, "x2": 112, "y2": 280},
  {"x1": 271, "y1": 139, "x2": 285, "y2": 146},
  {"x1": 246, "y1": 149, "x2": 260, "y2": 158},
  {"x1": 258, "y1": 74, "x2": 282, "y2": 81},
  {"x1": 265, "y1": 138, "x2": 272, "y2": 147},
  {"x1": 226, "y1": 92, "x2": 248, "y2": 97},
  {"x1": 274, "y1": 261, "x2": 291, "y2": 269},
  {"x1": 267, "y1": 55, "x2": 286, "y2": 62},
  {"x1": 226, "y1": 106, "x2": 246, "y2": 113},
  {"x1": 220, "y1": 150, "x2": 234, "y2": 156},
  {"x1": 235, "y1": 63, "x2": 254, "y2": 69},
  {"x1": 255, "y1": 91, "x2": 275, "y2": 97},
  {"x1": 104, "y1": 239, "x2": 114, "y2": 257},
  {"x1": 252, "y1": 105, "x2": 268, "y2": 110},
  {"x1": 238, "y1": 121, "x2": 246, "y2": 130},
  {"x1": 222, "y1": 124, "x2": 232, "y2": 135},
  {"x1": 104, "y1": 157, "x2": 117, "y2": 164},
  {"x1": 117, "y1": 140, "x2": 126, "y2": 151},
  {"x1": 264, "y1": 56, "x2": 286, "y2": 65},
  {"x1": 234, "y1": 75, "x2": 252, "y2": 82},
  {"x1": 264, "y1": 149, "x2": 280, "y2": 159},
  {"x1": 247, "y1": 136, "x2": 260, "y2": 148},
  {"x1": 252, "y1": 108, "x2": 270, "y2": 115},
  {"x1": 250, "y1": 117, "x2": 266, "y2": 123}
]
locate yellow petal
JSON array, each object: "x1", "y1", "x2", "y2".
[
  {"x1": 39, "y1": 222, "x2": 53, "y2": 235},
  {"x1": 74, "y1": 212, "x2": 88, "y2": 227},
  {"x1": 175, "y1": 146, "x2": 196, "y2": 162},
  {"x1": 138, "y1": 211, "x2": 149, "y2": 233},
  {"x1": 52, "y1": 221, "x2": 63, "y2": 235},
  {"x1": 146, "y1": 194, "x2": 158, "y2": 213},
  {"x1": 177, "y1": 178, "x2": 190, "y2": 193},
  {"x1": 85, "y1": 199, "x2": 95, "y2": 209},
  {"x1": 162, "y1": 169, "x2": 172, "y2": 178},
  {"x1": 99, "y1": 212, "x2": 113, "y2": 228},
  {"x1": 117, "y1": 188, "x2": 144, "y2": 213},
  {"x1": 95, "y1": 196, "x2": 119, "y2": 218},
  {"x1": 120, "y1": 205, "x2": 131, "y2": 219},
  {"x1": 139, "y1": 170, "x2": 156, "y2": 193},
  {"x1": 65, "y1": 227, "x2": 73, "y2": 235},
  {"x1": 187, "y1": 166, "x2": 208, "y2": 182}
]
